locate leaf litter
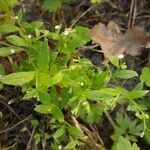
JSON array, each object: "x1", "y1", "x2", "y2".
[{"x1": 90, "y1": 21, "x2": 150, "y2": 58}]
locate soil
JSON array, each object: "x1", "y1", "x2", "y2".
[{"x1": 0, "y1": 0, "x2": 150, "y2": 149}]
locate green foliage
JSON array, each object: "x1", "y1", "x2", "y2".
[
  {"x1": 0, "y1": 0, "x2": 18, "y2": 11},
  {"x1": 0, "y1": 24, "x2": 19, "y2": 34},
  {"x1": 112, "y1": 113, "x2": 143, "y2": 142},
  {"x1": 90, "y1": 0, "x2": 102, "y2": 4},
  {"x1": 140, "y1": 67, "x2": 150, "y2": 87},
  {"x1": 35, "y1": 104, "x2": 64, "y2": 122},
  {"x1": 0, "y1": 71, "x2": 35, "y2": 86},
  {"x1": 0, "y1": 2, "x2": 149, "y2": 149},
  {"x1": 115, "y1": 136, "x2": 140, "y2": 150},
  {"x1": 113, "y1": 70, "x2": 138, "y2": 79},
  {"x1": 42, "y1": 0, "x2": 71, "y2": 12}
]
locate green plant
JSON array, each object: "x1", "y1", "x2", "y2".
[
  {"x1": 111, "y1": 113, "x2": 143, "y2": 149},
  {"x1": 140, "y1": 67, "x2": 150, "y2": 87},
  {"x1": 0, "y1": 4, "x2": 149, "y2": 149},
  {"x1": 90, "y1": 0, "x2": 103, "y2": 4},
  {"x1": 115, "y1": 136, "x2": 140, "y2": 150}
]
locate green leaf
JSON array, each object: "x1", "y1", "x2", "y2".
[
  {"x1": 36, "y1": 72, "x2": 50, "y2": 90},
  {"x1": 0, "y1": 71, "x2": 35, "y2": 86},
  {"x1": 123, "y1": 90, "x2": 149, "y2": 99},
  {"x1": 49, "y1": 72, "x2": 63, "y2": 87},
  {"x1": 99, "y1": 88, "x2": 121, "y2": 96},
  {"x1": 92, "y1": 71, "x2": 110, "y2": 88},
  {"x1": 53, "y1": 127, "x2": 66, "y2": 140},
  {"x1": 42, "y1": 0, "x2": 62, "y2": 12},
  {"x1": 117, "y1": 136, "x2": 131, "y2": 150},
  {"x1": 0, "y1": 64, "x2": 5, "y2": 75},
  {"x1": 38, "y1": 90, "x2": 51, "y2": 104},
  {"x1": 131, "y1": 143, "x2": 140, "y2": 150},
  {"x1": 64, "y1": 140, "x2": 78, "y2": 150},
  {"x1": 34, "y1": 133, "x2": 41, "y2": 144},
  {"x1": 58, "y1": 26, "x2": 91, "y2": 54},
  {"x1": 85, "y1": 90, "x2": 113, "y2": 101},
  {"x1": 31, "y1": 21, "x2": 43, "y2": 29},
  {"x1": 23, "y1": 89, "x2": 37, "y2": 100},
  {"x1": 113, "y1": 70, "x2": 138, "y2": 79},
  {"x1": 0, "y1": 47, "x2": 24, "y2": 57},
  {"x1": 108, "y1": 55, "x2": 120, "y2": 68},
  {"x1": 35, "y1": 104, "x2": 64, "y2": 122},
  {"x1": 0, "y1": 24, "x2": 19, "y2": 34},
  {"x1": 90, "y1": 0, "x2": 102, "y2": 4},
  {"x1": 67, "y1": 126, "x2": 84, "y2": 137},
  {"x1": 133, "y1": 82, "x2": 143, "y2": 91},
  {"x1": 37, "y1": 41, "x2": 49, "y2": 72},
  {"x1": 6, "y1": 35, "x2": 27, "y2": 46},
  {"x1": 140, "y1": 67, "x2": 150, "y2": 87}
]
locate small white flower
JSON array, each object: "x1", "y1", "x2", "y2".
[
  {"x1": 10, "y1": 49, "x2": 15, "y2": 54},
  {"x1": 55, "y1": 25, "x2": 60, "y2": 30},
  {"x1": 80, "y1": 82, "x2": 84, "y2": 86},
  {"x1": 117, "y1": 54, "x2": 124, "y2": 59},
  {"x1": 27, "y1": 35, "x2": 32, "y2": 38},
  {"x1": 14, "y1": 16, "x2": 18, "y2": 19},
  {"x1": 58, "y1": 145, "x2": 62, "y2": 150},
  {"x1": 63, "y1": 30, "x2": 69, "y2": 36}
]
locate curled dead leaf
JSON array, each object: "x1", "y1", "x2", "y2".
[{"x1": 90, "y1": 21, "x2": 150, "y2": 58}]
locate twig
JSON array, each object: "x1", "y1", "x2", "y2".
[
  {"x1": 0, "y1": 95, "x2": 22, "y2": 120},
  {"x1": 1, "y1": 141, "x2": 17, "y2": 150},
  {"x1": 128, "y1": 0, "x2": 135, "y2": 28},
  {"x1": 131, "y1": 0, "x2": 137, "y2": 27},
  {"x1": 26, "y1": 126, "x2": 36, "y2": 150},
  {"x1": 0, "y1": 95, "x2": 31, "y2": 135},
  {"x1": 104, "y1": 111, "x2": 116, "y2": 129},
  {"x1": 0, "y1": 115, "x2": 32, "y2": 134},
  {"x1": 70, "y1": 5, "x2": 95, "y2": 28}
]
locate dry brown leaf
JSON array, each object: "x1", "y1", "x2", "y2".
[{"x1": 90, "y1": 21, "x2": 150, "y2": 58}]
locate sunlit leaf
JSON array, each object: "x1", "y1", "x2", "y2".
[{"x1": 0, "y1": 71, "x2": 35, "y2": 86}]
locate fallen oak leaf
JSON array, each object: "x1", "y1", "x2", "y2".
[{"x1": 90, "y1": 21, "x2": 150, "y2": 58}]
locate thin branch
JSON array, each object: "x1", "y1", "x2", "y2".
[{"x1": 0, "y1": 115, "x2": 32, "y2": 134}]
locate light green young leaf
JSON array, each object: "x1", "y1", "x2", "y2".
[
  {"x1": 90, "y1": 0, "x2": 102, "y2": 4},
  {"x1": 35, "y1": 104, "x2": 64, "y2": 122},
  {"x1": 6, "y1": 35, "x2": 27, "y2": 46},
  {"x1": 23, "y1": 89, "x2": 37, "y2": 100},
  {"x1": 0, "y1": 71, "x2": 35, "y2": 86},
  {"x1": 86, "y1": 90, "x2": 112, "y2": 101},
  {"x1": 67, "y1": 126, "x2": 84, "y2": 137},
  {"x1": 64, "y1": 140, "x2": 78, "y2": 150},
  {"x1": 100, "y1": 88, "x2": 121, "y2": 96},
  {"x1": 0, "y1": 24, "x2": 19, "y2": 34},
  {"x1": 36, "y1": 72, "x2": 50, "y2": 90},
  {"x1": 108, "y1": 55, "x2": 120, "y2": 68},
  {"x1": 113, "y1": 70, "x2": 138, "y2": 79},
  {"x1": 49, "y1": 72, "x2": 63, "y2": 86}
]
